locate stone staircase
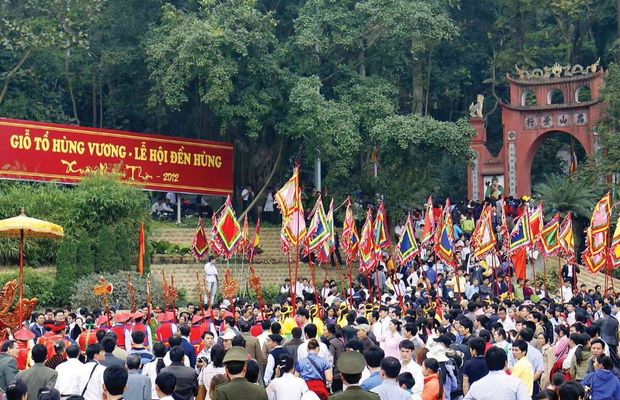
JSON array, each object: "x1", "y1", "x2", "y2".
[{"x1": 150, "y1": 225, "x2": 347, "y2": 302}]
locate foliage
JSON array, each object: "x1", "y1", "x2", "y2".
[
  {"x1": 70, "y1": 271, "x2": 165, "y2": 310},
  {"x1": 533, "y1": 174, "x2": 598, "y2": 219},
  {"x1": 0, "y1": 268, "x2": 56, "y2": 306},
  {"x1": 152, "y1": 241, "x2": 190, "y2": 255},
  {"x1": 2, "y1": 0, "x2": 620, "y2": 215},
  {"x1": 536, "y1": 268, "x2": 559, "y2": 293}
]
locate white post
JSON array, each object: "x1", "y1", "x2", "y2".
[
  {"x1": 314, "y1": 157, "x2": 321, "y2": 191},
  {"x1": 176, "y1": 193, "x2": 181, "y2": 224}
]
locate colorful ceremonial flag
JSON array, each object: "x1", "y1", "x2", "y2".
[
  {"x1": 420, "y1": 196, "x2": 434, "y2": 247},
  {"x1": 282, "y1": 208, "x2": 307, "y2": 247},
  {"x1": 359, "y1": 209, "x2": 375, "y2": 274},
  {"x1": 569, "y1": 141, "x2": 578, "y2": 175},
  {"x1": 559, "y1": 212, "x2": 575, "y2": 263},
  {"x1": 306, "y1": 196, "x2": 330, "y2": 253},
  {"x1": 372, "y1": 202, "x2": 390, "y2": 263},
  {"x1": 511, "y1": 248, "x2": 528, "y2": 281},
  {"x1": 498, "y1": 197, "x2": 510, "y2": 252},
  {"x1": 396, "y1": 214, "x2": 419, "y2": 265},
  {"x1": 435, "y1": 201, "x2": 455, "y2": 266},
  {"x1": 472, "y1": 204, "x2": 497, "y2": 258},
  {"x1": 247, "y1": 218, "x2": 261, "y2": 262},
  {"x1": 241, "y1": 216, "x2": 250, "y2": 253},
  {"x1": 317, "y1": 199, "x2": 335, "y2": 264},
  {"x1": 529, "y1": 204, "x2": 544, "y2": 243},
  {"x1": 509, "y1": 212, "x2": 531, "y2": 255},
  {"x1": 583, "y1": 192, "x2": 612, "y2": 273},
  {"x1": 610, "y1": 217, "x2": 620, "y2": 268},
  {"x1": 190, "y1": 218, "x2": 209, "y2": 262},
  {"x1": 213, "y1": 196, "x2": 242, "y2": 259},
  {"x1": 275, "y1": 168, "x2": 301, "y2": 219},
  {"x1": 137, "y1": 223, "x2": 145, "y2": 275},
  {"x1": 210, "y1": 214, "x2": 223, "y2": 255},
  {"x1": 540, "y1": 213, "x2": 560, "y2": 256},
  {"x1": 341, "y1": 198, "x2": 359, "y2": 264}
]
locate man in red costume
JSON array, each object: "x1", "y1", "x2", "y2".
[
  {"x1": 125, "y1": 312, "x2": 152, "y2": 351},
  {"x1": 109, "y1": 313, "x2": 131, "y2": 350},
  {"x1": 155, "y1": 311, "x2": 177, "y2": 346},
  {"x1": 36, "y1": 321, "x2": 69, "y2": 361},
  {"x1": 13, "y1": 328, "x2": 34, "y2": 371}
]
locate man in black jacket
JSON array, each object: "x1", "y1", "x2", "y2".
[{"x1": 161, "y1": 346, "x2": 198, "y2": 400}]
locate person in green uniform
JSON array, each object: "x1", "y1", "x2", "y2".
[
  {"x1": 328, "y1": 351, "x2": 380, "y2": 400},
  {"x1": 214, "y1": 346, "x2": 267, "y2": 400}
]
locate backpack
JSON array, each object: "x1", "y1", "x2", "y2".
[{"x1": 440, "y1": 353, "x2": 464, "y2": 399}]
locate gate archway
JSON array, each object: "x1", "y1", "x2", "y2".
[{"x1": 468, "y1": 61, "x2": 604, "y2": 200}]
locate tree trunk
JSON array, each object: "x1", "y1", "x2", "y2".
[
  {"x1": 65, "y1": 49, "x2": 80, "y2": 125},
  {"x1": 92, "y1": 64, "x2": 97, "y2": 127},
  {"x1": 617, "y1": 0, "x2": 620, "y2": 62},
  {"x1": 238, "y1": 139, "x2": 285, "y2": 221},
  {"x1": 0, "y1": 48, "x2": 32, "y2": 107}
]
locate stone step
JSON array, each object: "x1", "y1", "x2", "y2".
[{"x1": 151, "y1": 263, "x2": 349, "y2": 302}]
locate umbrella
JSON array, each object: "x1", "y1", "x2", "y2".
[{"x1": 0, "y1": 208, "x2": 63, "y2": 323}]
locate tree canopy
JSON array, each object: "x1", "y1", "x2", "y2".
[{"x1": 2, "y1": 0, "x2": 620, "y2": 209}]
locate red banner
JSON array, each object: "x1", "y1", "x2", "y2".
[{"x1": 0, "y1": 118, "x2": 233, "y2": 196}]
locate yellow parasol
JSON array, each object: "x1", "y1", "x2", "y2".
[{"x1": 0, "y1": 208, "x2": 63, "y2": 323}]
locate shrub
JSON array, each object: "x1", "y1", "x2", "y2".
[
  {"x1": 0, "y1": 268, "x2": 56, "y2": 306},
  {"x1": 70, "y1": 271, "x2": 164, "y2": 310}
]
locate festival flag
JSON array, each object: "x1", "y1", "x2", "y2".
[
  {"x1": 274, "y1": 167, "x2": 301, "y2": 219},
  {"x1": 420, "y1": 196, "x2": 435, "y2": 247},
  {"x1": 610, "y1": 217, "x2": 620, "y2": 268},
  {"x1": 212, "y1": 196, "x2": 242, "y2": 259},
  {"x1": 209, "y1": 214, "x2": 223, "y2": 256},
  {"x1": 471, "y1": 204, "x2": 497, "y2": 258},
  {"x1": 569, "y1": 140, "x2": 578, "y2": 175},
  {"x1": 528, "y1": 204, "x2": 544, "y2": 244},
  {"x1": 317, "y1": 199, "x2": 335, "y2": 264},
  {"x1": 498, "y1": 197, "x2": 510, "y2": 252},
  {"x1": 509, "y1": 212, "x2": 532, "y2": 255},
  {"x1": 511, "y1": 249, "x2": 528, "y2": 281},
  {"x1": 396, "y1": 214, "x2": 419, "y2": 265},
  {"x1": 583, "y1": 192, "x2": 612, "y2": 273},
  {"x1": 306, "y1": 196, "x2": 330, "y2": 253},
  {"x1": 137, "y1": 223, "x2": 145, "y2": 275},
  {"x1": 372, "y1": 202, "x2": 390, "y2": 263},
  {"x1": 559, "y1": 212, "x2": 576, "y2": 263},
  {"x1": 342, "y1": 197, "x2": 359, "y2": 264},
  {"x1": 282, "y1": 208, "x2": 307, "y2": 247},
  {"x1": 540, "y1": 213, "x2": 561, "y2": 256},
  {"x1": 358, "y1": 209, "x2": 375, "y2": 274},
  {"x1": 247, "y1": 218, "x2": 261, "y2": 262},
  {"x1": 435, "y1": 201, "x2": 455, "y2": 266},
  {"x1": 241, "y1": 216, "x2": 250, "y2": 253},
  {"x1": 190, "y1": 218, "x2": 209, "y2": 262}
]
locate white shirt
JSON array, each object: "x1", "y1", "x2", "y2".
[
  {"x1": 297, "y1": 340, "x2": 332, "y2": 366},
  {"x1": 499, "y1": 317, "x2": 516, "y2": 331},
  {"x1": 204, "y1": 262, "x2": 218, "y2": 283},
  {"x1": 266, "y1": 372, "x2": 309, "y2": 400},
  {"x1": 79, "y1": 361, "x2": 106, "y2": 400},
  {"x1": 562, "y1": 286, "x2": 574, "y2": 303},
  {"x1": 242, "y1": 189, "x2": 251, "y2": 201},
  {"x1": 464, "y1": 370, "x2": 529, "y2": 400},
  {"x1": 142, "y1": 358, "x2": 163, "y2": 399},
  {"x1": 56, "y1": 358, "x2": 84, "y2": 396},
  {"x1": 163, "y1": 352, "x2": 190, "y2": 367},
  {"x1": 401, "y1": 359, "x2": 424, "y2": 398}
]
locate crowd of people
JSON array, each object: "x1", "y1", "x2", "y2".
[{"x1": 0, "y1": 267, "x2": 617, "y2": 400}]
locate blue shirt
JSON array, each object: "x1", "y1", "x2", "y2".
[
  {"x1": 296, "y1": 354, "x2": 329, "y2": 381},
  {"x1": 360, "y1": 371, "x2": 382, "y2": 391},
  {"x1": 426, "y1": 265, "x2": 437, "y2": 284},
  {"x1": 371, "y1": 380, "x2": 411, "y2": 400}
]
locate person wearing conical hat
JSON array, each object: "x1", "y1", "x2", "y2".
[
  {"x1": 279, "y1": 306, "x2": 297, "y2": 338},
  {"x1": 125, "y1": 312, "x2": 152, "y2": 352},
  {"x1": 155, "y1": 311, "x2": 177, "y2": 346},
  {"x1": 36, "y1": 321, "x2": 70, "y2": 362},
  {"x1": 309, "y1": 306, "x2": 324, "y2": 337},
  {"x1": 13, "y1": 328, "x2": 34, "y2": 371},
  {"x1": 336, "y1": 303, "x2": 349, "y2": 328}
]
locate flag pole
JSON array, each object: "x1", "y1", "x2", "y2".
[{"x1": 558, "y1": 256, "x2": 563, "y2": 303}]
